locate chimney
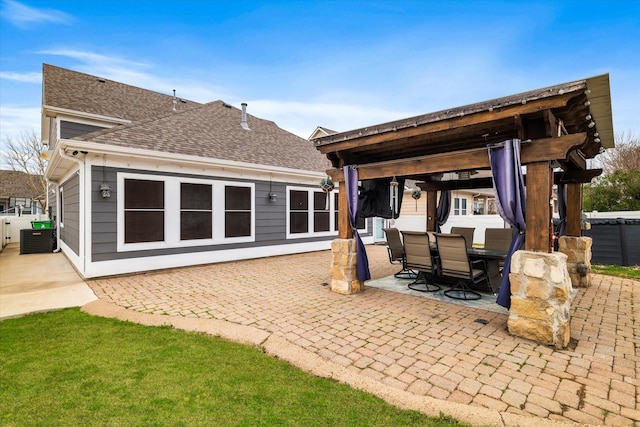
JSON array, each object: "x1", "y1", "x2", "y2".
[{"x1": 241, "y1": 103, "x2": 250, "y2": 130}]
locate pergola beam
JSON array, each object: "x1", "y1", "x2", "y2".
[{"x1": 325, "y1": 133, "x2": 587, "y2": 182}]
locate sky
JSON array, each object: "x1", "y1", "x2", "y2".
[{"x1": 1, "y1": 0, "x2": 638, "y2": 147}]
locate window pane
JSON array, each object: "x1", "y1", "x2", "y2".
[
  {"x1": 125, "y1": 211, "x2": 164, "y2": 243},
  {"x1": 181, "y1": 211, "x2": 212, "y2": 240},
  {"x1": 225, "y1": 186, "x2": 251, "y2": 210},
  {"x1": 314, "y1": 192, "x2": 328, "y2": 210},
  {"x1": 225, "y1": 212, "x2": 251, "y2": 237},
  {"x1": 314, "y1": 212, "x2": 330, "y2": 232},
  {"x1": 125, "y1": 179, "x2": 164, "y2": 209},
  {"x1": 181, "y1": 183, "x2": 212, "y2": 210},
  {"x1": 290, "y1": 212, "x2": 308, "y2": 233},
  {"x1": 334, "y1": 193, "x2": 339, "y2": 230},
  {"x1": 290, "y1": 190, "x2": 308, "y2": 211}
]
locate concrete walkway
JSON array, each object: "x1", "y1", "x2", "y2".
[
  {"x1": 1, "y1": 243, "x2": 638, "y2": 426},
  {"x1": 0, "y1": 244, "x2": 97, "y2": 319}
]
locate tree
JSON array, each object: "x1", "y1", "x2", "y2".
[
  {"x1": 596, "y1": 131, "x2": 640, "y2": 174},
  {"x1": 2, "y1": 130, "x2": 48, "y2": 213},
  {"x1": 583, "y1": 170, "x2": 640, "y2": 211}
]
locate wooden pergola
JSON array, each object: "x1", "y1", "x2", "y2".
[{"x1": 312, "y1": 74, "x2": 614, "y2": 253}]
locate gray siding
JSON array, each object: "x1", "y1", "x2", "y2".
[
  {"x1": 61, "y1": 174, "x2": 80, "y2": 255},
  {"x1": 91, "y1": 166, "x2": 372, "y2": 262},
  {"x1": 60, "y1": 120, "x2": 107, "y2": 139}
]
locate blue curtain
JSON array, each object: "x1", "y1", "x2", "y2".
[
  {"x1": 435, "y1": 190, "x2": 451, "y2": 233},
  {"x1": 345, "y1": 165, "x2": 371, "y2": 281},
  {"x1": 557, "y1": 183, "x2": 567, "y2": 238},
  {"x1": 488, "y1": 139, "x2": 526, "y2": 309}
]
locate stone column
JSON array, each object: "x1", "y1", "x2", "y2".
[
  {"x1": 558, "y1": 236, "x2": 592, "y2": 288},
  {"x1": 329, "y1": 238, "x2": 365, "y2": 295},
  {"x1": 508, "y1": 250, "x2": 573, "y2": 349}
]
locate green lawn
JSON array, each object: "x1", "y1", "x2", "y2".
[
  {"x1": 0, "y1": 309, "x2": 468, "y2": 427},
  {"x1": 591, "y1": 264, "x2": 640, "y2": 280}
]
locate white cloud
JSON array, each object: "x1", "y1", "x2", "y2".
[
  {"x1": 0, "y1": 106, "x2": 40, "y2": 140},
  {"x1": 0, "y1": 71, "x2": 41, "y2": 83},
  {"x1": 247, "y1": 100, "x2": 418, "y2": 139},
  {"x1": 1, "y1": 0, "x2": 73, "y2": 28}
]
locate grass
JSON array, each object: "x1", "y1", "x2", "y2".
[
  {"x1": 0, "y1": 309, "x2": 469, "y2": 427},
  {"x1": 591, "y1": 264, "x2": 640, "y2": 280}
]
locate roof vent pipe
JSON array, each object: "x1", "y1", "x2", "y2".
[{"x1": 241, "y1": 103, "x2": 250, "y2": 130}]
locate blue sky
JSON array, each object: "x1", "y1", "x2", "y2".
[{"x1": 1, "y1": 0, "x2": 638, "y2": 144}]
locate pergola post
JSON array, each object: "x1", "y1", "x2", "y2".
[
  {"x1": 337, "y1": 181, "x2": 352, "y2": 239},
  {"x1": 565, "y1": 183, "x2": 583, "y2": 237},
  {"x1": 525, "y1": 161, "x2": 552, "y2": 252},
  {"x1": 558, "y1": 182, "x2": 593, "y2": 288},
  {"x1": 426, "y1": 190, "x2": 437, "y2": 232},
  {"x1": 329, "y1": 179, "x2": 363, "y2": 294}
]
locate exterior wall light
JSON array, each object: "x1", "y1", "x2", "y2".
[
  {"x1": 268, "y1": 192, "x2": 277, "y2": 202},
  {"x1": 100, "y1": 183, "x2": 111, "y2": 198}
]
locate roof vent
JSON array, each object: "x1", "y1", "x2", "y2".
[
  {"x1": 241, "y1": 103, "x2": 250, "y2": 130},
  {"x1": 172, "y1": 89, "x2": 177, "y2": 112}
]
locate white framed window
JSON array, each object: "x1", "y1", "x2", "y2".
[
  {"x1": 333, "y1": 192, "x2": 366, "y2": 231},
  {"x1": 117, "y1": 172, "x2": 254, "y2": 251},
  {"x1": 454, "y1": 197, "x2": 467, "y2": 215},
  {"x1": 286, "y1": 187, "x2": 367, "y2": 239},
  {"x1": 287, "y1": 186, "x2": 338, "y2": 239}
]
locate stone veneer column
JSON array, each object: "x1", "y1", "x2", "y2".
[
  {"x1": 508, "y1": 250, "x2": 572, "y2": 349},
  {"x1": 558, "y1": 236, "x2": 592, "y2": 288},
  {"x1": 329, "y1": 238, "x2": 365, "y2": 295}
]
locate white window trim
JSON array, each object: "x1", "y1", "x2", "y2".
[
  {"x1": 286, "y1": 186, "x2": 339, "y2": 239},
  {"x1": 117, "y1": 172, "x2": 254, "y2": 252}
]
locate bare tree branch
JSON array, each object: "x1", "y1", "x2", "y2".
[
  {"x1": 597, "y1": 131, "x2": 640, "y2": 175},
  {"x1": 2, "y1": 130, "x2": 48, "y2": 212}
]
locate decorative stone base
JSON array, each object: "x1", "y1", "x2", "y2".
[
  {"x1": 329, "y1": 238, "x2": 365, "y2": 294},
  {"x1": 508, "y1": 250, "x2": 572, "y2": 349},
  {"x1": 558, "y1": 236, "x2": 592, "y2": 288}
]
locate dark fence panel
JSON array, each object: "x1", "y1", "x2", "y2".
[{"x1": 584, "y1": 218, "x2": 640, "y2": 266}]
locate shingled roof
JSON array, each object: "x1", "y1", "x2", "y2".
[
  {"x1": 73, "y1": 101, "x2": 331, "y2": 173},
  {"x1": 0, "y1": 170, "x2": 44, "y2": 199},
  {"x1": 42, "y1": 64, "x2": 202, "y2": 121}
]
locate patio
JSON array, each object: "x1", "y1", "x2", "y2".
[{"x1": 85, "y1": 243, "x2": 640, "y2": 426}]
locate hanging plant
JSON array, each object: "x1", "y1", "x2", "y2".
[
  {"x1": 320, "y1": 176, "x2": 335, "y2": 193},
  {"x1": 411, "y1": 188, "x2": 422, "y2": 200},
  {"x1": 320, "y1": 176, "x2": 335, "y2": 210}
]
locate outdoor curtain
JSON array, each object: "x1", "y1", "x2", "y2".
[
  {"x1": 488, "y1": 139, "x2": 526, "y2": 309},
  {"x1": 435, "y1": 190, "x2": 451, "y2": 233},
  {"x1": 359, "y1": 177, "x2": 405, "y2": 219},
  {"x1": 557, "y1": 183, "x2": 567, "y2": 238},
  {"x1": 345, "y1": 165, "x2": 371, "y2": 281}
]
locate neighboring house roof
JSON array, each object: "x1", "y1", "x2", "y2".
[
  {"x1": 308, "y1": 126, "x2": 337, "y2": 140},
  {"x1": 0, "y1": 170, "x2": 43, "y2": 199},
  {"x1": 42, "y1": 63, "x2": 202, "y2": 122},
  {"x1": 73, "y1": 101, "x2": 332, "y2": 173}
]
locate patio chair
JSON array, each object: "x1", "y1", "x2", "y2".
[
  {"x1": 401, "y1": 231, "x2": 441, "y2": 292},
  {"x1": 450, "y1": 227, "x2": 475, "y2": 248},
  {"x1": 484, "y1": 228, "x2": 512, "y2": 251},
  {"x1": 435, "y1": 233, "x2": 488, "y2": 300},
  {"x1": 382, "y1": 228, "x2": 417, "y2": 279},
  {"x1": 484, "y1": 227, "x2": 512, "y2": 274}
]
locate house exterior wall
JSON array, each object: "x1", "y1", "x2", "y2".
[
  {"x1": 60, "y1": 173, "x2": 80, "y2": 255},
  {"x1": 83, "y1": 165, "x2": 372, "y2": 278},
  {"x1": 60, "y1": 120, "x2": 107, "y2": 139}
]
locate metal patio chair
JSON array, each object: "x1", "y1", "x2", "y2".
[
  {"x1": 401, "y1": 230, "x2": 441, "y2": 292},
  {"x1": 435, "y1": 233, "x2": 488, "y2": 300},
  {"x1": 382, "y1": 228, "x2": 417, "y2": 279},
  {"x1": 450, "y1": 227, "x2": 475, "y2": 248}
]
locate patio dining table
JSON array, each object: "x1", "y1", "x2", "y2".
[{"x1": 428, "y1": 243, "x2": 507, "y2": 294}]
